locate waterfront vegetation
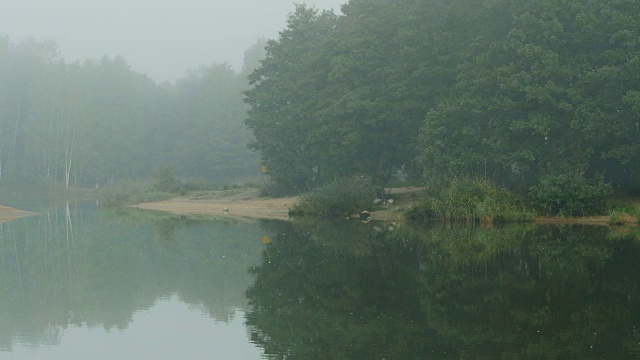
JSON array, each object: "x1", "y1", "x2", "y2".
[
  {"x1": 289, "y1": 176, "x2": 380, "y2": 217},
  {"x1": 406, "y1": 179, "x2": 536, "y2": 224},
  {"x1": 97, "y1": 173, "x2": 640, "y2": 225},
  {"x1": 288, "y1": 175, "x2": 638, "y2": 224}
]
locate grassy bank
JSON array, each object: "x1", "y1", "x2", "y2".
[{"x1": 406, "y1": 179, "x2": 536, "y2": 224}]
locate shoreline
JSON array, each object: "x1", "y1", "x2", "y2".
[
  {"x1": 128, "y1": 188, "x2": 636, "y2": 226},
  {"x1": 129, "y1": 191, "x2": 297, "y2": 221},
  {"x1": 129, "y1": 187, "x2": 421, "y2": 222},
  {"x1": 0, "y1": 205, "x2": 39, "y2": 223}
]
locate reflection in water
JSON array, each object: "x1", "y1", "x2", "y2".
[
  {"x1": 4, "y1": 200, "x2": 640, "y2": 359},
  {"x1": 246, "y1": 219, "x2": 640, "y2": 359},
  {"x1": 0, "y1": 203, "x2": 265, "y2": 357},
  {"x1": 8, "y1": 295, "x2": 261, "y2": 360}
]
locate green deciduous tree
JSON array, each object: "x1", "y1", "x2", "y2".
[
  {"x1": 417, "y1": 0, "x2": 640, "y2": 188},
  {"x1": 245, "y1": 5, "x2": 339, "y2": 193}
]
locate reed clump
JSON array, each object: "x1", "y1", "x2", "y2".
[{"x1": 408, "y1": 178, "x2": 535, "y2": 224}]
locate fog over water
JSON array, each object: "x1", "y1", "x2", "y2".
[{"x1": 1, "y1": 0, "x2": 346, "y2": 82}]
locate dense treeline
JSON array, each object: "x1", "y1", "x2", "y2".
[
  {"x1": 245, "y1": 0, "x2": 640, "y2": 193},
  {"x1": 0, "y1": 36, "x2": 261, "y2": 188}
]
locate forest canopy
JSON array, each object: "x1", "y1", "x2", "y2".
[
  {"x1": 244, "y1": 0, "x2": 640, "y2": 193},
  {"x1": 2, "y1": 0, "x2": 639, "y2": 194},
  {"x1": 0, "y1": 36, "x2": 263, "y2": 188}
]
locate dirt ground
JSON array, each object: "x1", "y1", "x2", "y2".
[
  {"x1": 130, "y1": 187, "x2": 425, "y2": 221},
  {"x1": 131, "y1": 189, "x2": 297, "y2": 220},
  {"x1": 0, "y1": 205, "x2": 39, "y2": 223},
  {"x1": 130, "y1": 187, "x2": 628, "y2": 225}
]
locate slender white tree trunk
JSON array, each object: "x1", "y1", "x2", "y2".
[{"x1": 64, "y1": 105, "x2": 76, "y2": 189}]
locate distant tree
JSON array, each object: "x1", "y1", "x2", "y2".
[
  {"x1": 171, "y1": 63, "x2": 259, "y2": 183},
  {"x1": 153, "y1": 164, "x2": 181, "y2": 192},
  {"x1": 240, "y1": 38, "x2": 268, "y2": 78},
  {"x1": 0, "y1": 36, "x2": 261, "y2": 188}
]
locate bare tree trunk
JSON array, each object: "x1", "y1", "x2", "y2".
[
  {"x1": 11, "y1": 90, "x2": 23, "y2": 161},
  {"x1": 7, "y1": 90, "x2": 25, "y2": 177},
  {"x1": 64, "y1": 105, "x2": 76, "y2": 188}
]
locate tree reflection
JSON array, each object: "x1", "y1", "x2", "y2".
[
  {"x1": 0, "y1": 204, "x2": 264, "y2": 351},
  {"x1": 246, "y1": 220, "x2": 640, "y2": 359}
]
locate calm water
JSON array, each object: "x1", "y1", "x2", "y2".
[{"x1": 2, "y1": 199, "x2": 640, "y2": 359}]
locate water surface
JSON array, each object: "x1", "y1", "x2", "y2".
[
  {"x1": 2, "y1": 199, "x2": 640, "y2": 359},
  {"x1": 1, "y1": 201, "x2": 265, "y2": 359}
]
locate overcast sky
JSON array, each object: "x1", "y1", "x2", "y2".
[{"x1": 1, "y1": 0, "x2": 346, "y2": 83}]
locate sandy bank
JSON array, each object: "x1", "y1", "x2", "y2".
[
  {"x1": 0, "y1": 205, "x2": 39, "y2": 223},
  {"x1": 130, "y1": 187, "x2": 424, "y2": 221},
  {"x1": 130, "y1": 189, "x2": 297, "y2": 221}
]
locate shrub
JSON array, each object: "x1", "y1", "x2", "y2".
[
  {"x1": 153, "y1": 164, "x2": 182, "y2": 193},
  {"x1": 182, "y1": 178, "x2": 215, "y2": 191},
  {"x1": 100, "y1": 179, "x2": 174, "y2": 206},
  {"x1": 291, "y1": 176, "x2": 381, "y2": 217},
  {"x1": 528, "y1": 174, "x2": 612, "y2": 216},
  {"x1": 609, "y1": 210, "x2": 637, "y2": 225},
  {"x1": 408, "y1": 178, "x2": 534, "y2": 223}
]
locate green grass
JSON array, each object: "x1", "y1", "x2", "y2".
[{"x1": 407, "y1": 178, "x2": 536, "y2": 224}]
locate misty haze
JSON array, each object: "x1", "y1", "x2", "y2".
[{"x1": 2, "y1": 0, "x2": 640, "y2": 358}]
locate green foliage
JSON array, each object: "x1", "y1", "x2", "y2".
[
  {"x1": 608, "y1": 210, "x2": 637, "y2": 225},
  {"x1": 528, "y1": 174, "x2": 612, "y2": 216},
  {"x1": 242, "y1": 0, "x2": 640, "y2": 193},
  {"x1": 415, "y1": 0, "x2": 640, "y2": 188},
  {"x1": 181, "y1": 178, "x2": 216, "y2": 192},
  {"x1": 244, "y1": 5, "x2": 340, "y2": 192},
  {"x1": 153, "y1": 164, "x2": 182, "y2": 193},
  {"x1": 291, "y1": 176, "x2": 381, "y2": 217},
  {"x1": 4, "y1": 0, "x2": 640, "y2": 197},
  {"x1": 408, "y1": 179, "x2": 535, "y2": 223},
  {"x1": 257, "y1": 179, "x2": 282, "y2": 197},
  {"x1": 244, "y1": 2, "x2": 434, "y2": 190},
  {"x1": 607, "y1": 201, "x2": 640, "y2": 225},
  {"x1": 99, "y1": 179, "x2": 173, "y2": 206},
  {"x1": 0, "y1": 37, "x2": 260, "y2": 188}
]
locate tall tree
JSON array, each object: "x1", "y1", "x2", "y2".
[
  {"x1": 417, "y1": 0, "x2": 640, "y2": 187},
  {"x1": 245, "y1": 5, "x2": 339, "y2": 192}
]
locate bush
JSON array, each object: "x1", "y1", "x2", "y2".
[
  {"x1": 291, "y1": 176, "x2": 381, "y2": 217},
  {"x1": 154, "y1": 164, "x2": 182, "y2": 193},
  {"x1": 609, "y1": 210, "x2": 637, "y2": 225},
  {"x1": 100, "y1": 179, "x2": 174, "y2": 206},
  {"x1": 258, "y1": 180, "x2": 279, "y2": 197},
  {"x1": 182, "y1": 178, "x2": 215, "y2": 192},
  {"x1": 408, "y1": 178, "x2": 534, "y2": 223},
  {"x1": 528, "y1": 174, "x2": 612, "y2": 216}
]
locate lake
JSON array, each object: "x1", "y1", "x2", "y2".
[{"x1": 2, "y1": 199, "x2": 640, "y2": 359}]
